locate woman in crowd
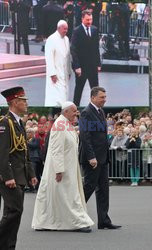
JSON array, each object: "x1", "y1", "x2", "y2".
[
  {"x1": 125, "y1": 128, "x2": 141, "y2": 186},
  {"x1": 110, "y1": 127, "x2": 128, "y2": 180},
  {"x1": 141, "y1": 132, "x2": 152, "y2": 181}
]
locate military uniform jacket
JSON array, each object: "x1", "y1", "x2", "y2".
[{"x1": 0, "y1": 112, "x2": 35, "y2": 185}]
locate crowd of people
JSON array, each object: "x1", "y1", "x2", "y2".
[
  {"x1": 27, "y1": 1, "x2": 150, "y2": 42},
  {"x1": 1, "y1": 94, "x2": 151, "y2": 192},
  {"x1": 17, "y1": 102, "x2": 152, "y2": 188},
  {"x1": 0, "y1": 85, "x2": 152, "y2": 249},
  {"x1": 107, "y1": 109, "x2": 152, "y2": 185}
]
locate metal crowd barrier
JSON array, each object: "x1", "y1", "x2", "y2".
[
  {"x1": 98, "y1": 14, "x2": 149, "y2": 39},
  {"x1": 0, "y1": 0, "x2": 10, "y2": 32},
  {"x1": 30, "y1": 13, "x2": 149, "y2": 39},
  {"x1": 129, "y1": 19, "x2": 149, "y2": 39},
  {"x1": 0, "y1": 3, "x2": 36, "y2": 32},
  {"x1": 109, "y1": 148, "x2": 152, "y2": 180}
]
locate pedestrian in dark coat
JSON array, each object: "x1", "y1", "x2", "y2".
[
  {"x1": 32, "y1": 0, "x2": 48, "y2": 41},
  {"x1": 79, "y1": 86, "x2": 121, "y2": 230},
  {"x1": 42, "y1": 0, "x2": 64, "y2": 39},
  {"x1": 9, "y1": 0, "x2": 32, "y2": 54},
  {"x1": 27, "y1": 128, "x2": 42, "y2": 190}
]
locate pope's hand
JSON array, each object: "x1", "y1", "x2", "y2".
[
  {"x1": 51, "y1": 75, "x2": 58, "y2": 83},
  {"x1": 30, "y1": 177, "x2": 38, "y2": 187},
  {"x1": 56, "y1": 173, "x2": 63, "y2": 182},
  {"x1": 89, "y1": 158, "x2": 98, "y2": 169}
]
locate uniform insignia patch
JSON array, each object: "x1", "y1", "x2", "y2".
[
  {"x1": 0, "y1": 126, "x2": 6, "y2": 130},
  {"x1": 0, "y1": 126, "x2": 5, "y2": 133}
]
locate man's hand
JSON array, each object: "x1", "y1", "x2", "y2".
[
  {"x1": 130, "y1": 137, "x2": 136, "y2": 142},
  {"x1": 51, "y1": 75, "x2": 58, "y2": 83},
  {"x1": 75, "y1": 68, "x2": 81, "y2": 77},
  {"x1": 56, "y1": 173, "x2": 63, "y2": 182},
  {"x1": 30, "y1": 177, "x2": 38, "y2": 187},
  {"x1": 89, "y1": 158, "x2": 98, "y2": 169},
  {"x1": 97, "y1": 66, "x2": 101, "y2": 72},
  {"x1": 5, "y1": 179, "x2": 16, "y2": 188}
]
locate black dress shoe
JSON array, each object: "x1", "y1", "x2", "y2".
[
  {"x1": 98, "y1": 223, "x2": 121, "y2": 229},
  {"x1": 74, "y1": 227, "x2": 92, "y2": 233}
]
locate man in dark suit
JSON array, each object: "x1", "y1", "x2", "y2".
[
  {"x1": 79, "y1": 87, "x2": 121, "y2": 230},
  {"x1": 42, "y1": 0, "x2": 64, "y2": 39},
  {"x1": 32, "y1": 0, "x2": 48, "y2": 42},
  {"x1": 71, "y1": 9, "x2": 101, "y2": 106},
  {"x1": 64, "y1": 1, "x2": 74, "y2": 40},
  {"x1": 9, "y1": 0, "x2": 32, "y2": 54},
  {"x1": 0, "y1": 86, "x2": 37, "y2": 250},
  {"x1": 107, "y1": 2, "x2": 130, "y2": 59}
]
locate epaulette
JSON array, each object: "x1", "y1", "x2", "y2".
[
  {"x1": 0, "y1": 115, "x2": 27, "y2": 153},
  {"x1": 0, "y1": 115, "x2": 10, "y2": 123},
  {"x1": 0, "y1": 115, "x2": 7, "y2": 122}
]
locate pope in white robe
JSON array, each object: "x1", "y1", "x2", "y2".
[
  {"x1": 44, "y1": 20, "x2": 71, "y2": 107},
  {"x1": 32, "y1": 102, "x2": 94, "y2": 231}
]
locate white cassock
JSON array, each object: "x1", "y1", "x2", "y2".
[
  {"x1": 32, "y1": 114, "x2": 94, "y2": 230},
  {"x1": 44, "y1": 31, "x2": 71, "y2": 107}
]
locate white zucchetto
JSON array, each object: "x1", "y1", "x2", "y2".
[
  {"x1": 61, "y1": 101, "x2": 75, "y2": 110},
  {"x1": 57, "y1": 20, "x2": 68, "y2": 28}
]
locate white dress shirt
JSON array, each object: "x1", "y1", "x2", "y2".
[
  {"x1": 10, "y1": 111, "x2": 21, "y2": 125},
  {"x1": 82, "y1": 24, "x2": 91, "y2": 36}
]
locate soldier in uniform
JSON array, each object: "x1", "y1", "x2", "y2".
[{"x1": 0, "y1": 86, "x2": 37, "y2": 250}]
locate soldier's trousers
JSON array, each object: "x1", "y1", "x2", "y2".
[{"x1": 0, "y1": 182, "x2": 24, "y2": 250}]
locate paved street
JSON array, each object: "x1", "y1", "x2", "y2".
[
  {"x1": 0, "y1": 72, "x2": 149, "y2": 107},
  {"x1": 1, "y1": 186, "x2": 151, "y2": 250}
]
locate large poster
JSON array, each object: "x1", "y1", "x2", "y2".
[{"x1": 0, "y1": 0, "x2": 149, "y2": 107}]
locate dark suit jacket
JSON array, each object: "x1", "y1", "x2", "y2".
[
  {"x1": 79, "y1": 103, "x2": 109, "y2": 165},
  {"x1": 42, "y1": 3, "x2": 64, "y2": 38},
  {"x1": 0, "y1": 112, "x2": 35, "y2": 185},
  {"x1": 71, "y1": 24, "x2": 101, "y2": 71},
  {"x1": 36, "y1": 0, "x2": 48, "y2": 7},
  {"x1": 9, "y1": 0, "x2": 32, "y2": 35}
]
